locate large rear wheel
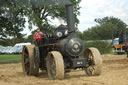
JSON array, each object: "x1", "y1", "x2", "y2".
[
  {"x1": 84, "y1": 47, "x2": 102, "y2": 76},
  {"x1": 46, "y1": 51, "x2": 64, "y2": 80},
  {"x1": 22, "y1": 45, "x2": 39, "y2": 76}
]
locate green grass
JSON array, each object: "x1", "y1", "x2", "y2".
[{"x1": 0, "y1": 54, "x2": 21, "y2": 60}]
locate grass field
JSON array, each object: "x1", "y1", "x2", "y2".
[{"x1": 0, "y1": 54, "x2": 21, "y2": 60}]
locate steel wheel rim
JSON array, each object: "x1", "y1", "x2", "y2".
[
  {"x1": 48, "y1": 54, "x2": 56, "y2": 80},
  {"x1": 23, "y1": 47, "x2": 30, "y2": 75},
  {"x1": 86, "y1": 50, "x2": 95, "y2": 75}
]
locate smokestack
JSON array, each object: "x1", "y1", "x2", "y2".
[{"x1": 66, "y1": 4, "x2": 75, "y2": 33}]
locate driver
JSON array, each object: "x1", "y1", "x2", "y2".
[{"x1": 33, "y1": 28, "x2": 43, "y2": 40}]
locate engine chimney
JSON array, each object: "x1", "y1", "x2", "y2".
[{"x1": 66, "y1": 4, "x2": 75, "y2": 33}]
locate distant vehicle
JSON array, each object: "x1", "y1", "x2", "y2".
[
  {"x1": 0, "y1": 45, "x2": 24, "y2": 54},
  {"x1": 0, "y1": 46, "x2": 5, "y2": 54},
  {"x1": 113, "y1": 38, "x2": 125, "y2": 54},
  {"x1": 15, "y1": 46, "x2": 23, "y2": 54},
  {"x1": 15, "y1": 43, "x2": 31, "y2": 46}
]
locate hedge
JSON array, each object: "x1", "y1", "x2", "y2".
[{"x1": 84, "y1": 40, "x2": 112, "y2": 54}]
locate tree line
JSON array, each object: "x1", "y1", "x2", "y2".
[
  {"x1": 0, "y1": 0, "x2": 127, "y2": 46},
  {"x1": 0, "y1": 0, "x2": 81, "y2": 46},
  {"x1": 77, "y1": 16, "x2": 127, "y2": 41}
]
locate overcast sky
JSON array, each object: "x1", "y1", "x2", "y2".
[
  {"x1": 22, "y1": 0, "x2": 128, "y2": 36},
  {"x1": 78, "y1": 0, "x2": 128, "y2": 32}
]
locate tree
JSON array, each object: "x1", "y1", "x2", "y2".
[
  {"x1": 82, "y1": 16, "x2": 127, "y2": 40},
  {"x1": 22, "y1": 0, "x2": 81, "y2": 32},
  {"x1": 76, "y1": 30, "x2": 83, "y2": 40},
  {"x1": 23, "y1": 0, "x2": 81, "y2": 42},
  {"x1": 0, "y1": 0, "x2": 25, "y2": 45},
  {"x1": 0, "y1": 0, "x2": 81, "y2": 46}
]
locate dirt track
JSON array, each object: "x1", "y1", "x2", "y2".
[{"x1": 0, "y1": 54, "x2": 128, "y2": 85}]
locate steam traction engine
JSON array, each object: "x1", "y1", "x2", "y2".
[{"x1": 22, "y1": 4, "x2": 102, "y2": 80}]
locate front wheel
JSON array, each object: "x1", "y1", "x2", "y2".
[
  {"x1": 46, "y1": 51, "x2": 64, "y2": 80},
  {"x1": 84, "y1": 47, "x2": 102, "y2": 76}
]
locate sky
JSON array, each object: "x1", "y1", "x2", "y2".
[
  {"x1": 22, "y1": 0, "x2": 128, "y2": 36},
  {"x1": 78, "y1": 0, "x2": 128, "y2": 32}
]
